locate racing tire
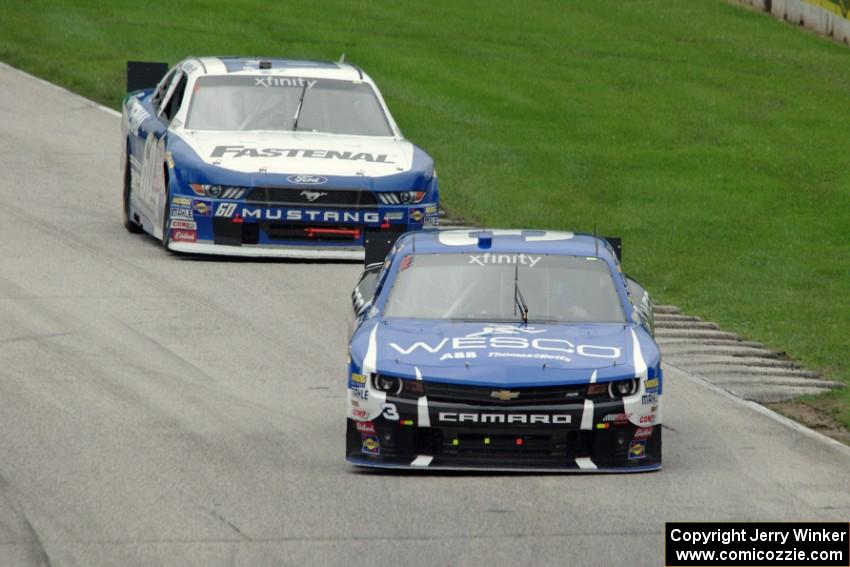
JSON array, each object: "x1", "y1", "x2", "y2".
[
  {"x1": 160, "y1": 167, "x2": 173, "y2": 252},
  {"x1": 122, "y1": 150, "x2": 143, "y2": 234}
]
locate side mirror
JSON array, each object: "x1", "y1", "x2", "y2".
[{"x1": 626, "y1": 277, "x2": 654, "y2": 335}]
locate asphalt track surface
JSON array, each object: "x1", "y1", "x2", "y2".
[{"x1": 0, "y1": 64, "x2": 848, "y2": 567}]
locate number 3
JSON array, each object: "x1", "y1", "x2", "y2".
[{"x1": 381, "y1": 403, "x2": 399, "y2": 421}]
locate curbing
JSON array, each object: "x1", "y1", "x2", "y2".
[
  {"x1": 673, "y1": 362, "x2": 850, "y2": 458},
  {"x1": 654, "y1": 304, "x2": 843, "y2": 403}
]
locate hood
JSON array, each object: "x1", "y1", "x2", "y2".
[
  {"x1": 175, "y1": 130, "x2": 414, "y2": 177},
  {"x1": 350, "y1": 319, "x2": 659, "y2": 388}
]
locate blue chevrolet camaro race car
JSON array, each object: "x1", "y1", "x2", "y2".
[
  {"x1": 120, "y1": 56, "x2": 438, "y2": 258},
  {"x1": 346, "y1": 229, "x2": 661, "y2": 472}
]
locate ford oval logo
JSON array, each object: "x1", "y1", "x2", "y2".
[{"x1": 287, "y1": 175, "x2": 328, "y2": 185}]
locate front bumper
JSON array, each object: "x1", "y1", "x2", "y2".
[
  {"x1": 165, "y1": 196, "x2": 438, "y2": 258},
  {"x1": 346, "y1": 420, "x2": 661, "y2": 472},
  {"x1": 346, "y1": 392, "x2": 662, "y2": 472}
]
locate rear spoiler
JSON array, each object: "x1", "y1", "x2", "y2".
[
  {"x1": 603, "y1": 236, "x2": 622, "y2": 262},
  {"x1": 126, "y1": 61, "x2": 169, "y2": 93},
  {"x1": 364, "y1": 229, "x2": 403, "y2": 266}
]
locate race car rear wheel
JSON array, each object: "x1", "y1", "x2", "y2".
[{"x1": 122, "y1": 149, "x2": 143, "y2": 234}]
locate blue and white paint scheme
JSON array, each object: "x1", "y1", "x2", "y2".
[
  {"x1": 120, "y1": 56, "x2": 438, "y2": 259},
  {"x1": 346, "y1": 229, "x2": 662, "y2": 472}
]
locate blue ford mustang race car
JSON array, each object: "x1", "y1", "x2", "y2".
[
  {"x1": 346, "y1": 229, "x2": 661, "y2": 471},
  {"x1": 120, "y1": 56, "x2": 438, "y2": 258}
]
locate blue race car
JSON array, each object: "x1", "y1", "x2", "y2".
[
  {"x1": 346, "y1": 229, "x2": 661, "y2": 472},
  {"x1": 120, "y1": 57, "x2": 438, "y2": 259}
]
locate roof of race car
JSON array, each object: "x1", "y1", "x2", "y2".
[
  {"x1": 395, "y1": 229, "x2": 620, "y2": 262},
  {"x1": 181, "y1": 56, "x2": 365, "y2": 81}
]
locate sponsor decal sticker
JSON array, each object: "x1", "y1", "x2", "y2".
[
  {"x1": 192, "y1": 200, "x2": 211, "y2": 216},
  {"x1": 170, "y1": 207, "x2": 194, "y2": 220},
  {"x1": 361, "y1": 436, "x2": 380, "y2": 455},
  {"x1": 388, "y1": 325, "x2": 621, "y2": 363},
  {"x1": 171, "y1": 229, "x2": 196, "y2": 242},
  {"x1": 350, "y1": 387, "x2": 368, "y2": 401},
  {"x1": 468, "y1": 253, "x2": 541, "y2": 267},
  {"x1": 210, "y1": 146, "x2": 393, "y2": 163},
  {"x1": 356, "y1": 421, "x2": 376, "y2": 434},
  {"x1": 634, "y1": 426, "x2": 653, "y2": 440},
  {"x1": 170, "y1": 220, "x2": 197, "y2": 230},
  {"x1": 255, "y1": 77, "x2": 317, "y2": 89},
  {"x1": 639, "y1": 414, "x2": 656, "y2": 425},
  {"x1": 172, "y1": 196, "x2": 192, "y2": 206},
  {"x1": 645, "y1": 378, "x2": 659, "y2": 394},
  {"x1": 425, "y1": 205, "x2": 438, "y2": 214},
  {"x1": 409, "y1": 208, "x2": 424, "y2": 222},
  {"x1": 351, "y1": 373, "x2": 367, "y2": 384},
  {"x1": 628, "y1": 440, "x2": 647, "y2": 460},
  {"x1": 602, "y1": 412, "x2": 632, "y2": 424},
  {"x1": 352, "y1": 408, "x2": 369, "y2": 419},
  {"x1": 641, "y1": 393, "x2": 658, "y2": 405}
]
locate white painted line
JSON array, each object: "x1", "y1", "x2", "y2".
[
  {"x1": 0, "y1": 61, "x2": 122, "y2": 117},
  {"x1": 575, "y1": 457, "x2": 597, "y2": 470},
  {"x1": 580, "y1": 399, "x2": 594, "y2": 431},
  {"x1": 670, "y1": 362, "x2": 850, "y2": 458},
  {"x1": 410, "y1": 455, "x2": 433, "y2": 467}
]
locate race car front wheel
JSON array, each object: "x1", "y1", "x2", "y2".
[
  {"x1": 122, "y1": 149, "x2": 143, "y2": 234},
  {"x1": 160, "y1": 168, "x2": 173, "y2": 251}
]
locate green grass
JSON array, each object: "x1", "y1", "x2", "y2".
[{"x1": 1, "y1": 0, "x2": 848, "y2": 427}]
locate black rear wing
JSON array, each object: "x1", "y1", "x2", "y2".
[
  {"x1": 126, "y1": 61, "x2": 169, "y2": 93},
  {"x1": 604, "y1": 236, "x2": 622, "y2": 262},
  {"x1": 364, "y1": 229, "x2": 403, "y2": 267}
]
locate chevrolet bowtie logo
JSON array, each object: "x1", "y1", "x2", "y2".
[{"x1": 490, "y1": 390, "x2": 520, "y2": 401}]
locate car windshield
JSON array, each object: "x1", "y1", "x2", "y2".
[
  {"x1": 383, "y1": 253, "x2": 627, "y2": 323},
  {"x1": 185, "y1": 76, "x2": 394, "y2": 136}
]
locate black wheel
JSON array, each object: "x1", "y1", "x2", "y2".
[
  {"x1": 160, "y1": 168, "x2": 172, "y2": 251},
  {"x1": 122, "y1": 149, "x2": 143, "y2": 234}
]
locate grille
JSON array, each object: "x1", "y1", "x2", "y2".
[
  {"x1": 414, "y1": 428, "x2": 589, "y2": 465},
  {"x1": 421, "y1": 382, "x2": 586, "y2": 406},
  {"x1": 245, "y1": 187, "x2": 377, "y2": 207},
  {"x1": 261, "y1": 222, "x2": 361, "y2": 242}
]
